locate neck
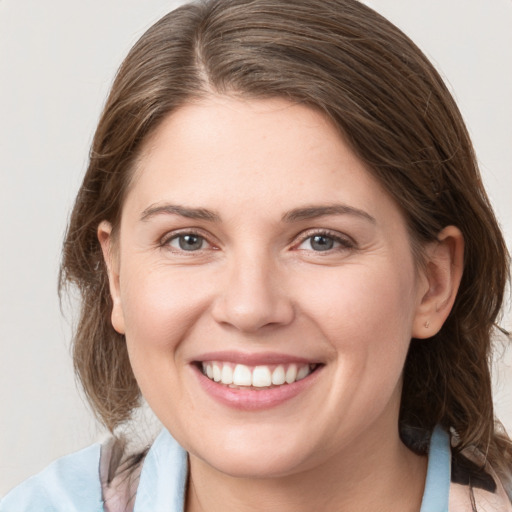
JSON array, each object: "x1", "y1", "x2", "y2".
[{"x1": 185, "y1": 424, "x2": 427, "y2": 512}]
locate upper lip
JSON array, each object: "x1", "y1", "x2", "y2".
[{"x1": 192, "y1": 351, "x2": 322, "y2": 366}]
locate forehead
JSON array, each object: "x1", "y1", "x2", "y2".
[{"x1": 123, "y1": 95, "x2": 403, "y2": 228}]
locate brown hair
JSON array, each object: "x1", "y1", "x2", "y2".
[{"x1": 60, "y1": 0, "x2": 511, "y2": 482}]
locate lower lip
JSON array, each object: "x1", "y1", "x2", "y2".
[{"x1": 193, "y1": 365, "x2": 322, "y2": 411}]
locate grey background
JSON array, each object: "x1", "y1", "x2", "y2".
[{"x1": 1, "y1": 0, "x2": 511, "y2": 496}]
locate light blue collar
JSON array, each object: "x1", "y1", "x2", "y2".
[
  {"x1": 133, "y1": 429, "x2": 188, "y2": 511},
  {"x1": 134, "y1": 426, "x2": 451, "y2": 511},
  {"x1": 420, "y1": 426, "x2": 451, "y2": 512}
]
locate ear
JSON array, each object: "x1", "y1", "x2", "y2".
[
  {"x1": 97, "y1": 221, "x2": 125, "y2": 334},
  {"x1": 412, "y1": 226, "x2": 464, "y2": 339}
]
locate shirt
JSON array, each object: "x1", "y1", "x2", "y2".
[{"x1": 1, "y1": 426, "x2": 511, "y2": 511}]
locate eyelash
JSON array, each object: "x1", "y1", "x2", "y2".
[
  {"x1": 159, "y1": 229, "x2": 356, "y2": 254},
  {"x1": 159, "y1": 229, "x2": 214, "y2": 253},
  {"x1": 294, "y1": 229, "x2": 356, "y2": 253}
]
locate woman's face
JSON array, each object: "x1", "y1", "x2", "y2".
[{"x1": 101, "y1": 96, "x2": 430, "y2": 477}]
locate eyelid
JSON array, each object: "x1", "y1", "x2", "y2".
[
  {"x1": 293, "y1": 228, "x2": 356, "y2": 251},
  {"x1": 157, "y1": 227, "x2": 355, "y2": 253},
  {"x1": 159, "y1": 228, "x2": 218, "y2": 251}
]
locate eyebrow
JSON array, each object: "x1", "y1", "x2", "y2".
[
  {"x1": 139, "y1": 202, "x2": 376, "y2": 224},
  {"x1": 140, "y1": 204, "x2": 221, "y2": 222},
  {"x1": 282, "y1": 204, "x2": 376, "y2": 224}
]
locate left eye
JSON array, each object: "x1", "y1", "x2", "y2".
[
  {"x1": 168, "y1": 233, "x2": 208, "y2": 251},
  {"x1": 298, "y1": 234, "x2": 343, "y2": 252}
]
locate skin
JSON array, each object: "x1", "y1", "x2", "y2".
[{"x1": 99, "y1": 96, "x2": 464, "y2": 511}]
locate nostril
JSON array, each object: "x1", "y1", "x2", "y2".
[{"x1": 210, "y1": 283, "x2": 295, "y2": 333}]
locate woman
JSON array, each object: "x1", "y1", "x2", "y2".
[{"x1": 2, "y1": 0, "x2": 511, "y2": 510}]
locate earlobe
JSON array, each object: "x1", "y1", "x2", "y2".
[
  {"x1": 412, "y1": 226, "x2": 464, "y2": 339},
  {"x1": 97, "y1": 221, "x2": 126, "y2": 335}
]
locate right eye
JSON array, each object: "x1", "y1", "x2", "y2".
[{"x1": 166, "y1": 233, "x2": 209, "y2": 252}]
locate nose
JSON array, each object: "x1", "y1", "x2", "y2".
[{"x1": 211, "y1": 251, "x2": 295, "y2": 333}]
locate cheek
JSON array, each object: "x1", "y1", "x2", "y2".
[
  {"x1": 117, "y1": 266, "x2": 212, "y2": 414},
  {"x1": 119, "y1": 264, "x2": 214, "y2": 360},
  {"x1": 297, "y1": 261, "x2": 418, "y2": 360}
]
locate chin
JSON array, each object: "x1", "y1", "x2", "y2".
[
  {"x1": 186, "y1": 426, "x2": 318, "y2": 478},
  {"x1": 201, "y1": 450, "x2": 309, "y2": 479}
]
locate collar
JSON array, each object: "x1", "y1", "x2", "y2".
[
  {"x1": 420, "y1": 426, "x2": 451, "y2": 512},
  {"x1": 133, "y1": 429, "x2": 188, "y2": 511},
  {"x1": 133, "y1": 425, "x2": 451, "y2": 512}
]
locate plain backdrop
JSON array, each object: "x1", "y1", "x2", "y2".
[{"x1": 1, "y1": 0, "x2": 511, "y2": 497}]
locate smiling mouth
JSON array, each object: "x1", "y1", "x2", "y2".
[{"x1": 199, "y1": 362, "x2": 320, "y2": 389}]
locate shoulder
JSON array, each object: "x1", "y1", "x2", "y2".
[
  {"x1": 411, "y1": 426, "x2": 512, "y2": 512},
  {"x1": 0, "y1": 443, "x2": 103, "y2": 512},
  {"x1": 449, "y1": 448, "x2": 512, "y2": 512},
  {"x1": 0, "y1": 429, "x2": 188, "y2": 512}
]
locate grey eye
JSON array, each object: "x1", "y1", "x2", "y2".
[
  {"x1": 169, "y1": 234, "x2": 206, "y2": 251},
  {"x1": 309, "y1": 235, "x2": 335, "y2": 251},
  {"x1": 297, "y1": 233, "x2": 348, "y2": 252}
]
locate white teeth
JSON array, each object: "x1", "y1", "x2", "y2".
[
  {"x1": 271, "y1": 365, "x2": 286, "y2": 385},
  {"x1": 212, "y1": 362, "x2": 222, "y2": 382},
  {"x1": 296, "y1": 365, "x2": 309, "y2": 381},
  {"x1": 252, "y1": 366, "x2": 272, "y2": 387},
  {"x1": 285, "y1": 364, "x2": 298, "y2": 384},
  {"x1": 233, "y1": 364, "x2": 252, "y2": 386},
  {"x1": 221, "y1": 365, "x2": 233, "y2": 385},
  {"x1": 202, "y1": 361, "x2": 316, "y2": 387}
]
